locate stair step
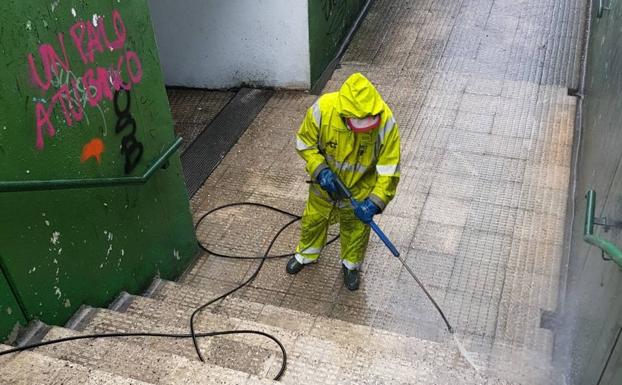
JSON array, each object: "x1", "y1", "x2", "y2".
[
  {"x1": 174, "y1": 259, "x2": 557, "y2": 379},
  {"x1": 150, "y1": 280, "x2": 460, "y2": 359},
  {"x1": 152, "y1": 279, "x2": 548, "y2": 382},
  {"x1": 78, "y1": 307, "x2": 283, "y2": 380},
  {"x1": 36, "y1": 327, "x2": 275, "y2": 385},
  {"x1": 111, "y1": 287, "x2": 519, "y2": 384},
  {"x1": 0, "y1": 344, "x2": 152, "y2": 385},
  {"x1": 149, "y1": 278, "x2": 322, "y2": 333},
  {"x1": 89, "y1": 299, "x2": 463, "y2": 384}
]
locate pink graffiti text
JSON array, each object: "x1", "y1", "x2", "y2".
[{"x1": 27, "y1": 10, "x2": 143, "y2": 150}]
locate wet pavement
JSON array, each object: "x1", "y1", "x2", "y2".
[
  {"x1": 0, "y1": 1, "x2": 588, "y2": 383},
  {"x1": 188, "y1": 0, "x2": 587, "y2": 383}
]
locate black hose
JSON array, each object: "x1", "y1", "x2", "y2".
[
  {"x1": 196, "y1": 201, "x2": 338, "y2": 260},
  {"x1": 0, "y1": 330, "x2": 286, "y2": 363},
  {"x1": 0, "y1": 201, "x2": 455, "y2": 381},
  {"x1": 0, "y1": 202, "x2": 295, "y2": 381},
  {"x1": 190, "y1": 203, "x2": 301, "y2": 378}
]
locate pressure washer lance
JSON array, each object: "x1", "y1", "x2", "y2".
[{"x1": 330, "y1": 177, "x2": 480, "y2": 371}]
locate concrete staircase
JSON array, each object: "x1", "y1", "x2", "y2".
[{"x1": 0, "y1": 256, "x2": 527, "y2": 385}]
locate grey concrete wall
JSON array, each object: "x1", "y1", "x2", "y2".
[
  {"x1": 147, "y1": 0, "x2": 310, "y2": 89},
  {"x1": 561, "y1": 2, "x2": 622, "y2": 384}
]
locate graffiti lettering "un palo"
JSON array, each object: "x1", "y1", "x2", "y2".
[{"x1": 28, "y1": 9, "x2": 143, "y2": 150}]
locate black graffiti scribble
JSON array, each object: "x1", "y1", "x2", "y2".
[{"x1": 113, "y1": 90, "x2": 144, "y2": 174}]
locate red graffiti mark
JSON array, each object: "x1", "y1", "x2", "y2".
[
  {"x1": 108, "y1": 10, "x2": 127, "y2": 49},
  {"x1": 110, "y1": 57, "x2": 132, "y2": 91},
  {"x1": 86, "y1": 22, "x2": 105, "y2": 62},
  {"x1": 125, "y1": 51, "x2": 143, "y2": 84},
  {"x1": 70, "y1": 10, "x2": 126, "y2": 65},
  {"x1": 35, "y1": 103, "x2": 55, "y2": 150},
  {"x1": 28, "y1": 9, "x2": 141, "y2": 150},
  {"x1": 27, "y1": 33, "x2": 70, "y2": 91},
  {"x1": 82, "y1": 67, "x2": 114, "y2": 107},
  {"x1": 80, "y1": 138, "x2": 105, "y2": 163},
  {"x1": 69, "y1": 22, "x2": 87, "y2": 63}
]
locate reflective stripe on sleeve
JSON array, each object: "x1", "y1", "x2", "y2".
[
  {"x1": 296, "y1": 136, "x2": 314, "y2": 151},
  {"x1": 312, "y1": 101, "x2": 322, "y2": 127},
  {"x1": 376, "y1": 164, "x2": 400, "y2": 176},
  {"x1": 378, "y1": 116, "x2": 396, "y2": 144}
]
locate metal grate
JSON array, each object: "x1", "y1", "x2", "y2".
[{"x1": 181, "y1": 88, "x2": 273, "y2": 197}]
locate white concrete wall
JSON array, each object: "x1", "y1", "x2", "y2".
[{"x1": 148, "y1": 0, "x2": 310, "y2": 89}]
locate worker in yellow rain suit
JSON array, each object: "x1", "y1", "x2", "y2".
[{"x1": 286, "y1": 72, "x2": 401, "y2": 291}]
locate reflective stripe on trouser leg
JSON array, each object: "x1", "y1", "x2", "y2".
[
  {"x1": 295, "y1": 191, "x2": 335, "y2": 264},
  {"x1": 338, "y1": 205, "x2": 371, "y2": 270}
]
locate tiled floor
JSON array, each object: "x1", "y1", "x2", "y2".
[{"x1": 187, "y1": 0, "x2": 587, "y2": 383}]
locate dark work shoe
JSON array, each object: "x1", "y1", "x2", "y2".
[
  {"x1": 342, "y1": 265, "x2": 360, "y2": 291},
  {"x1": 286, "y1": 257, "x2": 305, "y2": 275}
]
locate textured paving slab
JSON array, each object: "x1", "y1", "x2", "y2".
[
  {"x1": 184, "y1": 0, "x2": 585, "y2": 384},
  {"x1": 0, "y1": 344, "x2": 153, "y2": 385},
  {"x1": 107, "y1": 291, "x2": 519, "y2": 385},
  {"x1": 36, "y1": 327, "x2": 269, "y2": 385},
  {"x1": 79, "y1": 307, "x2": 279, "y2": 379},
  {"x1": 151, "y1": 280, "x2": 449, "y2": 353},
  {"x1": 167, "y1": 89, "x2": 235, "y2": 153},
  {"x1": 147, "y1": 281, "x2": 536, "y2": 383}
]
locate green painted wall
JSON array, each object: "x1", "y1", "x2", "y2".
[
  {"x1": 0, "y1": 0, "x2": 197, "y2": 340},
  {"x1": 561, "y1": 1, "x2": 622, "y2": 384},
  {"x1": 308, "y1": 0, "x2": 367, "y2": 88},
  {"x1": 0, "y1": 262, "x2": 28, "y2": 342}
]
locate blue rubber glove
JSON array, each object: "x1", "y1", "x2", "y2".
[
  {"x1": 317, "y1": 168, "x2": 339, "y2": 195},
  {"x1": 354, "y1": 198, "x2": 380, "y2": 224}
]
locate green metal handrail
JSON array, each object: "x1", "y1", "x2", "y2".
[
  {"x1": 584, "y1": 190, "x2": 622, "y2": 268},
  {"x1": 0, "y1": 137, "x2": 183, "y2": 193}
]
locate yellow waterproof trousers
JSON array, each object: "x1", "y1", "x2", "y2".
[{"x1": 295, "y1": 189, "x2": 371, "y2": 270}]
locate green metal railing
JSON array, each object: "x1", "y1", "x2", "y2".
[
  {"x1": 584, "y1": 190, "x2": 622, "y2": 268},
  {"x1": 0, "y1": 137, "x2": 182, "y2": 193}
]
